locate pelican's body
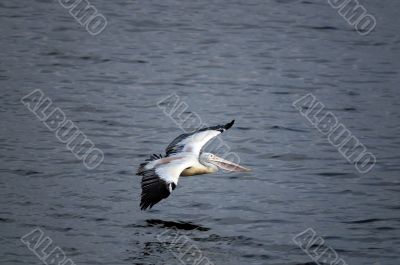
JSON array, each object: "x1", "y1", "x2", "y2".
[
  {"x1": 180, "y1": 163, "x2": 216, "y2": 176},
  {"x1": 136, "y1": 120, "x2": 251, "y2": 210}
]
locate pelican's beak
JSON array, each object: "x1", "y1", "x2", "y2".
[{"x1": 209, "y1": 155, "x2": 251, "y2": 172}]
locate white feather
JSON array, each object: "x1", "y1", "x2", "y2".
[
  {"x1": 180, "y1": 130, "x2": 221, "y2": 155},
  {"x1": 155, "y1": 154, "x2": 197, "y2": 184}
]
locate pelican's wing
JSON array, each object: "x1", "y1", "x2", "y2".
[
  {"x1": 139, "y1": 155, "x2": 195, "y2": 210},
  {"x1": 165, "y1": 120, "x2": 235, "y2": 157}
]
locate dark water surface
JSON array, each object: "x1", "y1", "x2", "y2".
[{"x1": 1, "y1": 0, "x2": 399, "y2": 264}]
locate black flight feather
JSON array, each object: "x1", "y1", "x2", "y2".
[{"x1": 140, "y1": 169, "x2": 172, "y2": 210}]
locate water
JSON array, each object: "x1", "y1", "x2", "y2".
[{"x1": 1, "y1": 0, "x2": 399, "y2": 264}]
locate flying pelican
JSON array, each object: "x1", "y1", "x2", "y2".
[{"x1": 137, "y1": 120, "x2": 251, "y2": 210}]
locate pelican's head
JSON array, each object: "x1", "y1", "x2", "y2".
[{"x1": 199, "y1": 153, "x2": 251, "y2": 173}]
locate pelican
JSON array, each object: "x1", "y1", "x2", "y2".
[{"x1": 136, "y1": 120, "x2": 251, "y2": 210}]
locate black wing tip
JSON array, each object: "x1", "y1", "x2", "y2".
[
  {"x1": 140, "y1": 195, "x2": 158, "y2": 210},
  {"x1": 140, "y1": 202, "x2": 154, "y2": 210},
  {"x1": 224, "y1": 120, "x2": 235, "y2": 130},
  {"x1": 140, "y1": 183, "x2": 175, "y2": 210},
  {"x1": 210, "y1": 120, "x2": 235, "y2": 133}
]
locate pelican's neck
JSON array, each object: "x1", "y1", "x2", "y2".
[
  {"x1": 180, "y1": 161, "x2": 218, "y2": 176},
  {"x1": 199, "y1": 158, "x2": 218, "y2": 172},
  {"x1": 203, "y1": 163, "x2": 218, "y2": 173}
]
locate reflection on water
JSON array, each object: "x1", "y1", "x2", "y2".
[
  {"x1": 1, "y1": 0, "x2": 399, "y2": 265},
  {"x1": 145, "y1": 219, "x2": 210, "y2": 231}
]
